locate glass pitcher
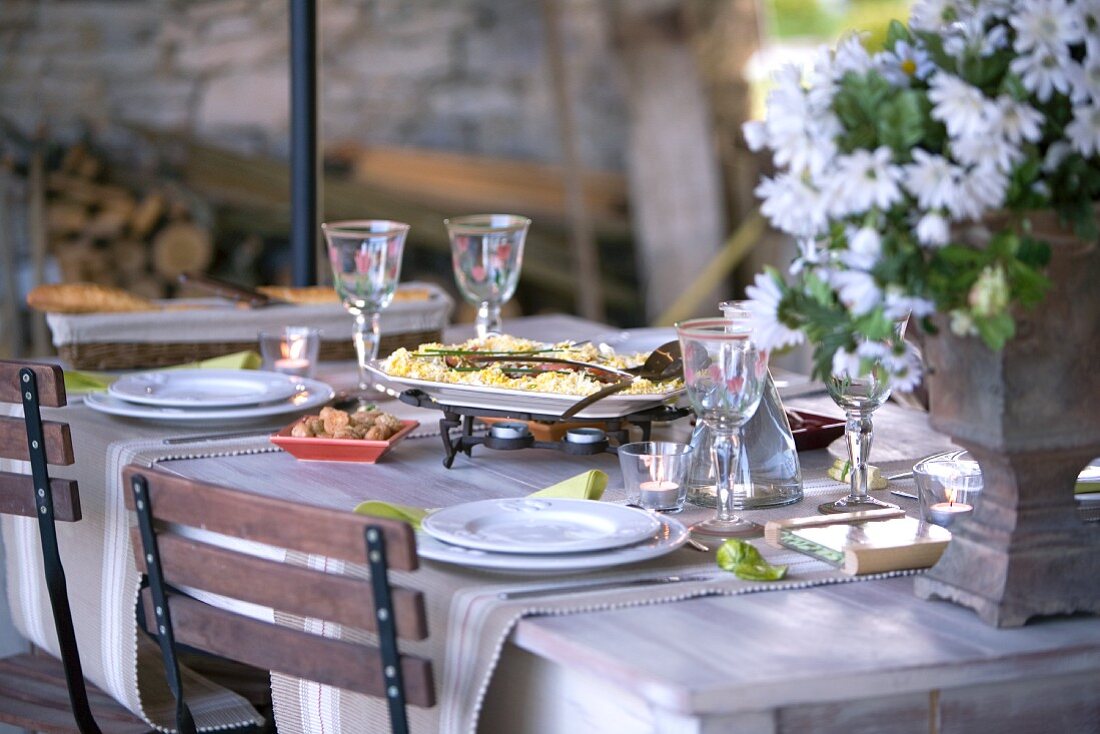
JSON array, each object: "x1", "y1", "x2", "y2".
[{"x1": 685, "y1": 301, "x2": 803, "y2": 508}]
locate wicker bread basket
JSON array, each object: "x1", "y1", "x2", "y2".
[{"x1": 47, "y1": 283, "x2": 452, "y2": 370}]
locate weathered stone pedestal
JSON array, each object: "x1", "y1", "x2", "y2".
[{"x1": 915, "y1": 217, "x2": 1100, "y2": 627}]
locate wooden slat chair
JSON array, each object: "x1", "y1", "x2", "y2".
[
  {"x1": 0, "y1": 360, "x2": 152, "y2": 734},
  {"x1": 122, "y1": 465, "x2": 435, "y2": 734}
]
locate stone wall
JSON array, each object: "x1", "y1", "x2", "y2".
[{"x1": 0, "y1": 0, "x2": 628, "y2": 170}]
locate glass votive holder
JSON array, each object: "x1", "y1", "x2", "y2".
[
  {"x1": 618, "y1": 441, "x2": 694, "y2": 513},
  {"x1": 914, "y1": 450, "x2": 983, "y2": 528},
  {"x1": 258, "y1": 327, "x2": 321, "y2": 378}
]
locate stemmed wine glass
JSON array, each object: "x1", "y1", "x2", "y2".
[
  {"x1": 818, "y1": 363, "x2": 899, "y2": 514},
  {"x1": 817, "y1": 322, "x2": 910, "y2": 514},
  {"x1": 676, "y1": 318, "x2": 769, "y2": 539},
  {"x1": 321, "y1": 219, "x2": 410, "y2": 400},
  {"x1": 444, "y1": 214, "x2": 530, "y2": 339}
]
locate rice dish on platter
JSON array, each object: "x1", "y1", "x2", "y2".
[{"x1": 381, "y1": 335, "x2": 681, "y2": 397}]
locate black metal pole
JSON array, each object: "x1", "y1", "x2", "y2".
[{"x1": 289, "y1": 0, "x2": 318, "y2": 286}]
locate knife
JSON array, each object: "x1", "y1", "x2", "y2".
[
  {"x1": 497, "y1": 574, "x2": 713, "y2": 601},
  {"x1": 178, "y1": 273, "x2": 289, "y2": 308}
]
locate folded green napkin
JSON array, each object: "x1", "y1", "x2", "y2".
[
  {"x1": 63, "y1": 350, "x2": 262, "y2": 393},
  {"x1": 353, "y1": 469, "x2": 609, "y2": 530}
]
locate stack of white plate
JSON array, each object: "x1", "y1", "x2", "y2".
[
  {"x1": 84, "y1": 369, "x2": 335, "y2": 425},
  {"x1": 417, "y1": 497, "x2": 689, "y2": 574}
]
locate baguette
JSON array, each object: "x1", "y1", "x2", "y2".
[{"x1": 26, "y1": 283, "x2": 158, "y2": 314}]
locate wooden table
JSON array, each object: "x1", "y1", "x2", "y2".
[{"x1": 162, "y1": 316, "x2": 1100, "y2": 734}]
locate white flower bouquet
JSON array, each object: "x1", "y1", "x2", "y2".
[{"x1": 744, "y1": 0, "x2": 1100, "y2": 389}]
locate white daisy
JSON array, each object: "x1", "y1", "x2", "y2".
[
  {"x1": 909, "y1": 0, "x2": 961, "y2": 32},
  {"x1": 876, "y1": 40, "x2": 936, "y2": 86},
  {"x1": 1011, "y1": 48, "x2": 1076, "y2": 102},
  {"x1": 831, "y1": 347, "x2": 863, "y2": 379},
  {"x1": 833, "y1": 34, "x2": 875, "y2": 78},
  {"x1": 831, "y1": 269, "x2": 882, "y2": 316},
  {"x1": 1010, "y1": 0, "x2": 1085, "y2": 56},
  {"x1": 915, "y1": 212, "x2": 951, "y2": 247},
  {"x1": 825, "y1": 147, "x2": 904, "y2": 216},
  {"x1": 950, "y1": 164, "x2": 1008, "y2": 220},
  {"x1": 904, "y1": 150, "x2": 962, "y2": 211},
  {"x1": 951, "y1": 131, "x2": 1022, "y2": 171},
  {"x1": 1043, "y1": 141, "x2": 1073, "y2": 171},
  {"x1": 1066, "y1": 103, "x2": 1100, "y2": 156},
  {"x1": 885, "y1": 349, "x2": 924, "y2": 392},
  {"x1": 742, "y1": 120, "x2": 767, "y2": 151},
  {"x1": 756, "y1": 174, "x2": 828, "y2": 238},
  {"x1": 929, "y1": 73, "x2": 991, "y2": 139},
  {"x1": 944, "y1": 17, "x2": 1009, "y2": 59},
  {"x1": 884, "y1": 287, "x2": 936, "y2": 320},
  {"x1": 789, "y1": 238, "x2": 823, "y2": 276},
  {"x1": 1070, "y1": 40, "x2": 1100, "y2": 103},
  {"x1": 991, "y1": 97, "x2": 1044, "y2": 144},
  {"x1": 744, "y1": 272, "x2": 805, "y2": 350},
  {"x1": 844, "y1": 227, "x2": 883, "y2": 270}
]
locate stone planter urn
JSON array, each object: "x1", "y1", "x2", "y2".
[{"x1": 914, "y1": 212, "x2": 1100, "y2": 627}]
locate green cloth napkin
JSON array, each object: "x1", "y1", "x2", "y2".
[
  {"x1": 353, "y1": 469, "x2": 609, "y2": 530},
  {"x1": 63, "y1": 350, "x2": 262, "y2": 393}
]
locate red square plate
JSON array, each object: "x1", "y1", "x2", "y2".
[{"x1": 270, "y1": 419, "x2": 419, "y2": 463}]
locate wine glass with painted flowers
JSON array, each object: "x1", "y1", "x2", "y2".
[
  {"x1": 445, "y1": 214, "x2": 530, "y2": 339},
  {"x1": 676, "y1": 318, "x2": 769, "y2": 539},
  {"x1": 322, "y1": 219, "x2": 410, "y2": 401}
]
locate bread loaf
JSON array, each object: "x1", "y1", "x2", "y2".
[{"x1": 26, "y1": 283, "x2": 157, "y2": 314}]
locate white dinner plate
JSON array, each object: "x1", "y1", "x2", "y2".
[
  {"x1": 366, "y1": 363, "x2": 683, "y2": 419},
  {"x1": 109, "y1": 369, "x2": 301, "y2": 408},
  {"x1": 416, "y1": 513, "x2": 688, "y2": 574},
  {"x1": 421, "y1": 498, "x2": 661, "y2": 555},
  {"x1": 85, "y1": 377, "x2": 334, "y2": 424}
]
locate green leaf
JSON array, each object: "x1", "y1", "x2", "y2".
[
  {"x1": 975, "y1": 312, "x2": 1015, "y2": 349},
  {"x1": 877, "y1": 90, "x2": 927, "y2": 158},
  {"x1": 716, "y1": 540, "x2": 788, "y2": 582},
  {"x1": 885, "y1": 20, "x2": 912, "y2": 50}
]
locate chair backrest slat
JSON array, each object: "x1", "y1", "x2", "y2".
[
  {"x1": 129, "y1": 527, "x2": 427, "y2": 640},
  {"x1": 0, "y1": 362, "x2": 67, "y2": 408},
  {"x1": 0, "y1": 417, "x2": 74, "y2": 465},
  {"x1": 0, "y1": 473, "x2": 81, "y2": 522},
  {"x1": 140, "y1": 589, "x2": 436, "y2": 707},
  {"x1": 121, "y1": 466, "x2": 417, "y2": 570}
]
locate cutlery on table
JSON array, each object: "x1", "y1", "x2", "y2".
[
  {"x1": 498, "y1": 574, "x2": 713, "y2": 601},
  {"x1": 624, "y1": 503, "x2": 709, "y2": 552},
  {"x1": 559, "y1": 341, "x2": 683, "y2": 419}
]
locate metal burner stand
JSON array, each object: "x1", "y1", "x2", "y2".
[{"x1": 398, "y1": 389, "x2": 691, "y2": 468}]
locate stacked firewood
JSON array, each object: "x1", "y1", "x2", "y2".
[{"x1": 45, "y1": 144, "x2": 213, "y2": 300}]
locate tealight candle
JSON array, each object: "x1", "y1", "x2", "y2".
[
  {"x1": 638, "y1": 480, "x2": 681, "y2": 510},
  {"x1": 490, "y1": 422, "x2": 531, "y2": 440},
  {"x1": 273, "y1": 357, "x2": 312, "y2": 376},
  {"x1": 259, "y1": 327, "x2": 320, "y2": 379},
  {"x1": 929, "y1": 501, "x2": 973, "y2": 527}
]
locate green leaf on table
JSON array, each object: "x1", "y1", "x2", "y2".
[{"x1": 716, "y1": 539, "x2": 788, "y2": 582}]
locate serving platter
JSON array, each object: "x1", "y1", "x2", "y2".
[
  {"x1": 416, "y1": 512, "x2": 689, "y2": 574},
  {"x1": 109, "y1": 369, "x2": 301, "y2": 408},
  {"x1": 421, "y1": 498, "x2": 661, "y2": 555},
  {"x1": 85, "y1": 377, "x2": 334, "y2": 424},
  {"x1": 367, "y1": 363, "x2": 683, "y2": 419}
]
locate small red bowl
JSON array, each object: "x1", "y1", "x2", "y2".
[{"x1": 270, "y1": 419, "x2": 419, "y2": 463}]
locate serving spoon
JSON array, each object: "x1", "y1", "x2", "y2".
[{"x1": 559, "y1": 341, "x2": 683, "y2": 420}]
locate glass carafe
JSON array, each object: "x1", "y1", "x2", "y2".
[{"x1": 685, "y1": 301, "x2": 803, "y2": 508}]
